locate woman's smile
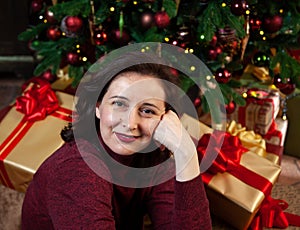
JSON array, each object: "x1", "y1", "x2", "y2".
[{"x1": 114, "y1": 132, "x2": 141, "y2": 143}]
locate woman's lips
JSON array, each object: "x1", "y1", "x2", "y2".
[{"x1": 114, "y1": 132, "x2": 139, "y2": 143}]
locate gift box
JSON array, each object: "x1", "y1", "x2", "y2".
[
  {"x1": 0, "y1": 79, "x2": 74, "y2": 192},
  {"x1": 181, "y1": 114, "x2": 281, "y2": 230},
  {"x1": 262, "y1": 118, "x2": 288, "y2": 164},
  {"x1": 226, "y1": 119, "x2": 283, "y2": 165},
  {"x1": 229, "y1": 89, "x2": 280, "y2": 136}
]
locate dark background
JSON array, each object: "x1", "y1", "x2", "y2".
[{"x1": 0, "y1": 0, "x2": 35, "y2": 78}]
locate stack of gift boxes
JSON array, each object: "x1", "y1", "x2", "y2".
[
  {"x1": 181, "y1": 110, "x2": 296, "y2": 230},
  {"x1": 180, "y1": 88, "x2": 293, "y2": 229},
  {"x1": 228, "y1": 88, "x2": 288, "y2": 164}
]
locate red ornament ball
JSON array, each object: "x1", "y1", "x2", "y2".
[
  {"x1": 274, "y1": 77, "x2": 296, "y2": 95},
  {"x1": 141, "y1": 11, "x2": 154, "y2": 29},
  {"x1": 110, "y1": 29, "x2": 131, "y2": 46},
  {"x1": 40, "y1": 69, "x2": 57, "y2": 82},
  {"x1": 225, "y1": 101, "x2": 236, "y2": 114},
  {"x1": 262, "y1": 15, "x2": 283, "y2": 33},
  {"x1": 230, "y1": 0, "x2": 247, "y2": 16},
  {"x1": 66, "y1": 52, "x2": 82, "y2": 66},
  {"x1": 249, "y1": 16, "x2": 262, "y2": 32},
  {"x1": 93, "y1": 28, "x2": 108, "y2": 45},
  {"x1": 154, "y1": 11, "x2": 170, "y2": 28},
  {"x1": 215, "y1": 67, "x2": 231, "y2": 84},
  {"x1": 65, "y1": 16, "x2": 83, "y2": 33},
  {"x1": 45, "y1": 7, "x2": 57, "y2": 24},
  {"x1": 46, "y1": 26, "x2": 62, "y2": 41},
  {"x1": 31, "y1": 0, "x2": 43, "y2": 13}
]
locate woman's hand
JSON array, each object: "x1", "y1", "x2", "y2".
[{"x1": 153, "y1": 110, "x2": 200, "y2": 182}]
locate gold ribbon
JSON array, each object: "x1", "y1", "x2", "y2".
[{"x1": 227, "y1": 120, "x2": 267, "y2": 158}]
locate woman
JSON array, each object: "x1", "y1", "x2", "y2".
[{"x1": 22, "y1": 51, "x2": 212, "y2": 229}]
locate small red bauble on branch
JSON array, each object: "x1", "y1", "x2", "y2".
[
  {"x1": 230, "y1": 0, "x2": 248, "y2": 16},
  {"x1": 249, "y1": 16, "x2": 262, "y2": 32},
  {"x1": 31, "y1": 0, "x2": 44, "y2": 13},
  {"x1": 140, "y1": 10, "x2": 154, "y2": 29},
  {"x1": 46, "y1": 26, "x2": 62, "y2": 41},
  {"x1": 66, "y1": 51, "x2": 82, "y2": 66},
  {"x1": 274, "y1": 76, "x2": 296, "y2": 95},
  {"x1": 215, "y1": 67, "x2": 231, "y2": 84},
  {"x1": 225, "y1": 101, "x2": 236, "y2": 114},
  {"x1": 40, "y1": 69, "x2": 57, "y2": 82},
  {"x1": 93, "y1": 28, "x2": 108, "y2": 45},
  {"x1": 154, "y1": 11, "x2": 170, "y2": 28},
  {"x1": 65, "y1": 16, "x2": 83, "y2": 33},
  {"x1": 110, "y1": 28, "x2": 131, "y2": 46},
  {"x1": 262, "y1": 15, "x2": 283, "y2": 33},
  {"x1": 45, "y1": 7, "x2": 57, "y2": 24}
]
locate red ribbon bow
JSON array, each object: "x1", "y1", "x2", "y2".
[
  {"x1": 15, "y1": 78, "x2": 59, "y2": 121},
  {"x1": 197, "y1": 130, "x2": 248, "y2": 174}
]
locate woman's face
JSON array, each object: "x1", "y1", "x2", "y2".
[{"x1": 96, "y1": 72, "x2": 166, "y2": 155}]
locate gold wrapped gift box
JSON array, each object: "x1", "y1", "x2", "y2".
[
  {"x1": 0, "y1": 91, "x2": 74, "y2": 193},
  {"x1": 181, "y1": 114, "x2": 281, "y2": 230}
]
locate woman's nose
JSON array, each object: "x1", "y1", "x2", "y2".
[{"x1": 123, "y1": 109, "x2": 140, "y2": 130}]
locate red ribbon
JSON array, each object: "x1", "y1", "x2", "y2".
[
  {"x1": 15, "y1": 78, "x2": 60, "y2": 122},
  {"x1": 198, "y1": 130, "x2": 274, "y2": 197},
  {"x1": 251, "y1": 196, "x2": 300, "y2": 229}
]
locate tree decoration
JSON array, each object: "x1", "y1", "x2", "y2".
[
  {"x1": 176, "y1": 26, "x2": 191, "y2": 48},
  {"x1": 46, "y1": 26, "x2": 62, "y2": 41},
  {"x1": 154, "y1": 11, "x2": 170, "y2": 28},
  {"x1": 230, "y1": 0, "x2": 247, "y2": 16},
  {"x1": 61, "y1": 16, "x2": 80, "y2": 37},
  {"x1": 65, "y1": 16, "x2": 84, "y2": 33},
  {"x1": 110, "y1": 28, "x2": 131, "y2": 46},
  {"x1": 93, "y1": 27, "x2": 108, "y2": 45},
  {"x1": 40, "y1": 69, "x2": 57, "y2": 82},
  {"x1": 249, "y1": 16, "x2": 262, "y2": 32},
  {"x1": 66, "y1": 51, "x2": 82, "y2": 66},
  {"x1": 215, "y1": 67, "x2": 231, "y2": 84},
  {"x1": 225, "y1": 101, "x2": 236, "y2": 114},
  {"x1": 274, "y1": 76, "x2": 296, "y2": 95},
  {"x1": 262, "y1": 14, "x2": 283, "y2": 33},
  {"x1": 252, "y1": 51, "x2": 270, "y2": 67},
  {"x1": 45, "y1": 7, "x2": 58, "y2": 24},
  {"x1": 17, "y1": 0, "x2": 300, "y2": 107},
  {"x1": 140, "y1": 10, "x2": 155, "y2": 29},
  {"x1": 31, "y1": 0, "x2": 44, "y2": 13}
]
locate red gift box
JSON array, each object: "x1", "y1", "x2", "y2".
[{"x1": 229, "y1": 89, "x2": 280, "y2": 136}]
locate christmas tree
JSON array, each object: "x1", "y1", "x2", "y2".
[{"x1": 18, "y1": 0, "x2": 300, "y2": 117}]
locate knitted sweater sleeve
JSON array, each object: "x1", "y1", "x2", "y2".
[{"x1": 146, "y1": 175, "x2": 212, "y2": 230}]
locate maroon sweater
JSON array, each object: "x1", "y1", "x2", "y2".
[{"x1": 22, "y1": 139, "x2": 212, "y2": 230}]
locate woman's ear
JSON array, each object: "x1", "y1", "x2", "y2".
[{"x1": 95, "y1": 103, "x2": 101, "y2": 119}]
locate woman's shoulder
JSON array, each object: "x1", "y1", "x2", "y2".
[{"x1": 35, "y1": 138, "x2": 108, "y2": 178}]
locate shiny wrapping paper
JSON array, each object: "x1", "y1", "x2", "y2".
[
  {"x1": 181, "y1": 114, "x2": 281, "y2": 230},
  {"x1": 0, "y1": 90, "x2": 74, "y2": 193}
]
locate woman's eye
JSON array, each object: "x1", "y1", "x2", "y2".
[
  {"x1": 112, "y1": 101, "x2": 126, "y2": 107},
  {"x1": 140, "y1": 108, "x2": 155, "y2": 115}
]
